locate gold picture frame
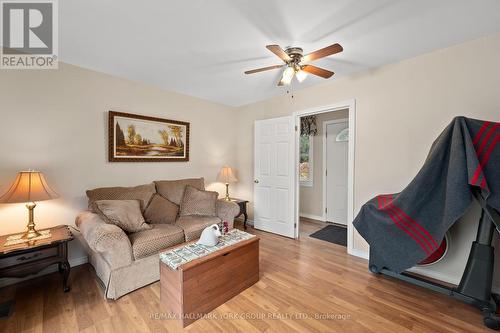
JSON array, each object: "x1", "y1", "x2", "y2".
[{"x1": 108, "y1": 111, "x2": 190, "y2": 162}]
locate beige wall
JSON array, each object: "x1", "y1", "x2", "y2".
[
  {"x1": 2, "y1": 32, "x2": 500, "y2": 288},
  {"x1": 0, "y1": 63, "x2": 238, "y2": 268},
  {"x1": 299, "y1": 110, "x2": 349, "y2": 218},
  {"x1": 233, "y1": 32, "x2": 500, "y2": 285}
]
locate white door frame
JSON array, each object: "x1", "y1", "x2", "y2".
[
  {"x1": 293, "y1": 99, "x2": 356, "y2": 254},
  {"x1": 322, "y1": 118, "x2": 349, "y2": 223}
]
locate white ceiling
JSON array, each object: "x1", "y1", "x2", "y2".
[{"x1": 60, "y1": 0, "x2": 500, "y2": 107}]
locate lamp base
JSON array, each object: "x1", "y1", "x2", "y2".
[
  {"x1": 22, "y1": 229, "x2": 42, "y2": 240},
  {"x1": 23, "y1": 202, "x2": 41, "y2": 240},
  {"x1": 224, "y1": 183, "x2": 231, "y2": 201}
]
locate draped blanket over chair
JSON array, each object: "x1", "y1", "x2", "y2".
[{"x1": 354, "y1": 117, "x2": 500, "y2": 273}]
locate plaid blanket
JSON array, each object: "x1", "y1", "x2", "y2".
[{"x1": 353, "y1": 117, "x2": 500, "y2": 272}]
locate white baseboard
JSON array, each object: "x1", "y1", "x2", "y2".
[
  {"x1": 347, "y1": 252, "x2": 500, "y2": 294},
  {"x1": 69, "y1": 256, "x2": 88, "y2": 267},
  {"x1": 235, "y1": 216, "x2": 254, "y2": 227},
  {"x1": 408, "y1": 266, "x2": 500, "y2": 294},
  {"x1": 300, "y1": 213, "x2": 325, "y2": 221},
  {"x1": 0, "y1": 256, "x2": 88, "y2": 288},
  {"x1": 348, "y1": 248, "x2": 369, "y2": 260},
  {"x1": 407, "y1": 266, "x2": 460, "y2": 285}
]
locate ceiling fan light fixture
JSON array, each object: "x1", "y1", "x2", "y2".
[
  {"x1": 295, "y1": 69, "x2": 308, "y2": 82},
  {"x1": 280, "y1": 66, "x2": 295, "y2": 85},
  {"x1": 245, "y1": 43, "x2": 342, "y2": 86}
]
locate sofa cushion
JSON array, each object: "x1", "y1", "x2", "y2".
[
  {"x1": 179, "y1": 186, "x2": 218, "y2": 217},
  {"x1": 154, "y1": 178, "x2": 205, "y2": 205},
  {"x1": 129, "y1": 224, "x2": 185, "y2": 260},
  {"x1": 93, "y1": 200, "x2": 151, "y2": 233},
  {"x1": 86, "y1": 183, "x2": 156, "y2": 212},
  {"x1": 143, "y1": 194, "x2": 179, "y2": 224},
  {"x1": 176, "y1": 215, "x2": 221, "y2": 241}
]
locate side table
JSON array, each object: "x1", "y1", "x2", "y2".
[
  {"x1": 231, "y1": 198, "x2": 249, "y2": 229},
  {"x1": 0, "y1": 225, "x2": 73, "y2": 292}
]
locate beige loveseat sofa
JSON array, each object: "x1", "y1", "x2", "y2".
[{"x1": 75, "y1": 178, "x2": 239, "y2": 299}]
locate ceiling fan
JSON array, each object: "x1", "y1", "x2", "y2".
[{"x1": 244, "y1": 43, "x2": 343, "y2": 86}]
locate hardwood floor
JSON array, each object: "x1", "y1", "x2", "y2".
[{"x1": 0, "y1": 219, "x2": 491, "y2": 332}]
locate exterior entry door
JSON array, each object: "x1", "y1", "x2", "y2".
[{"x1": 326, "y1": 120, "x2": 349, "y2": 225}]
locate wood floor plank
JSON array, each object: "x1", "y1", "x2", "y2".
[{"x1": 0, "y1": 219, "x2": 492, "y2": 332}]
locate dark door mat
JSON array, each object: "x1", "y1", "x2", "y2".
[
  {"x1": 0, "y1": 300, "x2": 14, "y2": 318},
  {"x1": 309, "y1": 224, "x2": 347, "y2": 246}
]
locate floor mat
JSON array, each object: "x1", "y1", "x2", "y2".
[
  {"x1": 0, "y1": 300, "x2": 14, "y2": 318},
  {"x1": 309, "y1": 224, "x2": 347, "y2": 246}
]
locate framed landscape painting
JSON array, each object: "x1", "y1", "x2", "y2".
[{"x1": 108, "y1": 111, "x2": 190, "y2": 162}]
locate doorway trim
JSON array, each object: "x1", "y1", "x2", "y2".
[
  {"x1": 322, "y1": 118, "x2": 349, "y2": 224},
  {"x1": 293, "y1": 99, "x2": 356, "y2": 256}
]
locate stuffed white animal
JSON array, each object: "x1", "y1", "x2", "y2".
[{"x1": 197, "y1": 224, "x2": 221, "y2": 246}]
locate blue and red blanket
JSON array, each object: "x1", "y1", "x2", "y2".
[{"x1": 354, "y1": 116, "x2": 500, "y2": 272}]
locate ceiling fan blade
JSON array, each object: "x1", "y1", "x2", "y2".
[
  {"x1": 266, "y1": 45, "x2": 291, "y2": 62},
  {"x1": 302, "y1": 43, "x2": 343, "y2": 63},
  {"x1": 244, "y1": 64, "x2": 284, "y2": 75},
  {"x1": 302, "y1": 65, "x2": 334, "y2": 78}
]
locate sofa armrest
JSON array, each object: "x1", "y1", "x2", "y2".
[
  {"x1": 216, "y1": 200, "x2": 239, "y2": 229},
  {"x1": 75, "y1": 211, "x2": 133, "y2": 269}
]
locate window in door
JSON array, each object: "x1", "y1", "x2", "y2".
[{"x1": 299, "y1": 135, "x2": 313, "y2": 187}]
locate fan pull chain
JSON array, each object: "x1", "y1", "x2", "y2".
[{"x1": 287, "y1": 80, "x2": 295, "y2": 99}]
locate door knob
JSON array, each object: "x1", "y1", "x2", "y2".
[{"x1": 254, "y1": 179, "x2": 259, "y2": 183}]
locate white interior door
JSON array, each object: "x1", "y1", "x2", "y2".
[
  {"x1": 254, "y1": 116, "x2": 296, "y2": 238},
  {"x1": 326, "y1": 121, "x2": 349, "y2": 225}
]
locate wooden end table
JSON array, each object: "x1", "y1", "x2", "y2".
[
  {"x1": 231, "y1": 198, "x2": 249, "y2": 229},
  {"x1": 0, "y1": 225, "x2": 73, "y2": 292}
]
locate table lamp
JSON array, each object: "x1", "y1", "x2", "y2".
[
  {"x1": 216, "y1": 166, "x2": 237, "y2": 201},
  {"x1": 0, "y1": 171, "x2": 59, "y2": 240}
]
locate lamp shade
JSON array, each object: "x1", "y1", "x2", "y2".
[
  {"x1": 0, "y1": 171, "x2": 59, "y2": 204},
  {"x1": 216, "y1": 166, "x2": 238, "y2": 183}
]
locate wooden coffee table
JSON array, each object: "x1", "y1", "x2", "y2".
[{"x1": 160, "y1": 234, "x2": 259, "y2": 327}]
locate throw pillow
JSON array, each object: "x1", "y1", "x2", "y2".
[
  {"x1": 179, "y1": 185, "x2": 218, "y2": 217},
  {"x1": 86, "y1": 183, "x2": 156, "y2": 212},
  {"x1": 154, "y1": 178, "x2": 205, "y2": 205},
  {"x1": 143, "y1": 194, "x2": 179, "y2": 224},
  {"x1": 93, "y1": 199, "x2": 151, "y2": 233}
]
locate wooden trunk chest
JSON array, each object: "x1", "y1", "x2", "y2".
[{"x1": 160, "y1": 237, "x2": 259, "y2": 327}]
